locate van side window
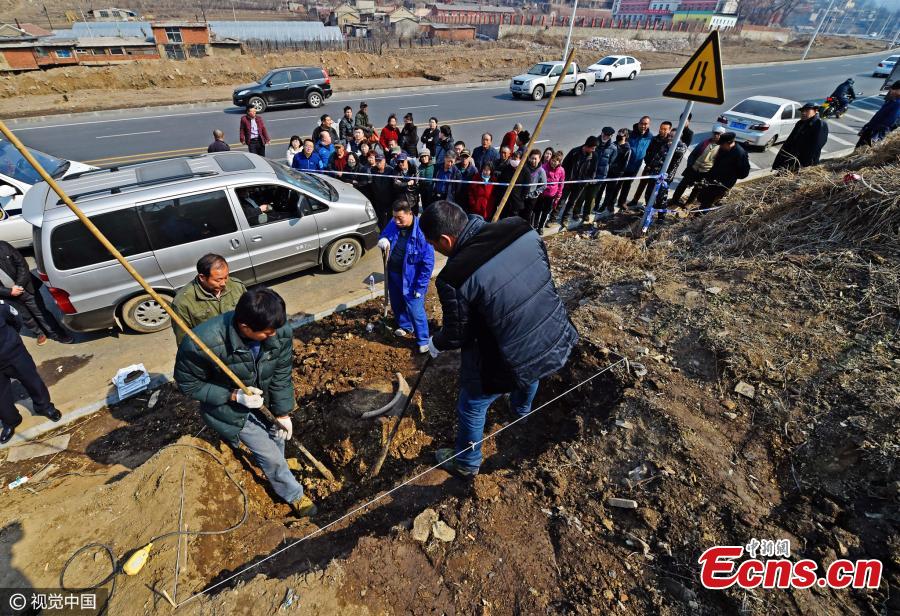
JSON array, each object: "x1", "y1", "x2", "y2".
[
  {"x1": 299, "y1": 194, "x2": 328, "y2": 215},
  {"x1": 138, "y1": 190, "x2": 237, "y2": 250},
  {"x1": 235, "y1": 185, "x2": 300, "y2": 227},
  {"x1": 51, "y1": 208, "x2": 150, "y2": 270}
]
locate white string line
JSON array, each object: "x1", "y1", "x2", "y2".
[
  {"x1": 176, "y1": 357, "x2": 627, "y2": 608},
  {"x1": 295, "y1": 167, "x2": 660, "y2": 188}
]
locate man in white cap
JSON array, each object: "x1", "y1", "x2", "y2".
[{"x1": 672, "y1": 125, "x2": 726, "y2": 207}]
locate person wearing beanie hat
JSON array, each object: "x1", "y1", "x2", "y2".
[
  {"x1": 773, "y1": 101, "x2": 829, "y2": 173},
  {"x1": 355, "y1": 101, "x2": 373, "y2": 136},
  {"x1": 416, "y1": 149, "x2": 436, "y2": 209}
]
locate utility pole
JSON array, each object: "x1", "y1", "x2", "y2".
[
  {"x1": 802, "y1": 0, "x2": 835, "y2": 60},
  {"x1": 42, "y1": 3, "x2": 53, "y2": 30},
  {"x1": 562, "y1": 0, "x2": 578, "y2": 63},
  {"x1": 890, "y1": 21, "x2": 900, "y2": 50}
]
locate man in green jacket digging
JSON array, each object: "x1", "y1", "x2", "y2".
[
  {"x1": 171, "y1": 254, "x2": 246, "y2": 346},
  {"x1": 174, "y1": 288, "x2": 317, "y2": 518}
]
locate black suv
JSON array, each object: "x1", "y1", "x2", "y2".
[{"x1": 232, "y1": 66, "x2": 333, "y2": 112}]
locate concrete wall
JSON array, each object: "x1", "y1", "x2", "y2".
[
  {"x1": 497, "y1": 25, "x2": 697, "y2": 40},
  {"x1": 495, "y1": 24, "x2": 790, "y2": 44}
]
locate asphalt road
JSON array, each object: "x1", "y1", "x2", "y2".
[
  {"x1": 9, "y1": 51, "x2": 892, "y2": 173},
  {"x1": 2, "y1": 49, "x2": 894, "y2": 445}
]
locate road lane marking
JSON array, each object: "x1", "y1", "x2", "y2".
[
  {"x1": 840, "y1": 112, "x2": 870, "y2": 122},
  {"x1": 268, "y1": 115, "x2": 319, "y2": 123},
  {"x1": 11, "y1": 86, "x2": 512, "y2": 132},
  {"x1": 14, "y1": 109, "x2": 226, "y2": 131},
  {"x1": 828, "y1": 134, "x2": 855, "y2": 146},
  {"x1": 534, "y1": 139, "x2": 549, "y2": 144},
  {"x1": 749, "y1": 159, "x2": 761, "y2": 170},
  {"x1": 853, "y1": 99, "x2": 882, "y2": 110},
  {"x1": 81, "y1": 74, "x2": 853, "y2": 165},
  {"x1": 399, "y1": 104, "x2": 439, "y2": 109},
  {"x1": 751, "y1": 73, "x2": 765, "y2": 76},
  {"x1": 829, "y1": 120, "x2": 858, "y2": 133},
  {"x1": 96, "y1": 130, "x2": 160, "y2": 139}
]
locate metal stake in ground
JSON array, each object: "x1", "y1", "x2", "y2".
[
  {"x1": 641, "y1": 30, "x2": 725, "y2": 235},
  {"x1": 492, "y1": 47, "x2": 577, "y2": 222},
  {"x1": 382, "y1": 246, "x2": 390, "y2": 320},
  {"x1": 0, "y1": 120, "x2": 334, "y2": 480},
  {"x1": 370, "y1": 355, "x2": 433, "y2": 478},
  {"x1": 638, "y1": 100, "x2": 693, "y2": 235}
]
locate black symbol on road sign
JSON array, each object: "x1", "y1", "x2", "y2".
[{"x1": 689, "y1": 61, "x2": 708, "y2": 92}]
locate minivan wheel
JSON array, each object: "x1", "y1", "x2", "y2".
[
  {"x1": 531, "y1": 85, "x2": 545, "y2": 101},
  {"x1": 307, "y1": 91, "x2": 324, "y2": 108},
  {"x1": 248, "y1": 96, "x2": 266, "y2": 113},
  {"x1": 325, "y1": 237, "x2": 362, "y2": 273},
  {"x1": 121, "y1": 293, "x2": 172, "y2": 334}
]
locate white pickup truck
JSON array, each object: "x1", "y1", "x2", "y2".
[{"x1": 509, "y1": 61, "x2": 596, "y2": 101}]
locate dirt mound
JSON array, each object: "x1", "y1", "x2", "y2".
[
  {"x1": 682, "y1": 133, "x2": 900, "y2": 260},
  {"x1": 2, "y1": 143, "x2": 898, "y2": 614},
  {"x1": 0, "y1": 45, "x2": 533, "y2": 101}
]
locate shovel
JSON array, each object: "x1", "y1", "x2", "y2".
[
  {"x1": 382, "y1": 245, "x2": 391, "y2": 320},
  {"x1": 369, "y1": 355, "x2": 433, "y2": 478}
]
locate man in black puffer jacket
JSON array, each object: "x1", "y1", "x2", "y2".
[{"x1": 422, "y1": 202, "x2": 578, "y2": 477}]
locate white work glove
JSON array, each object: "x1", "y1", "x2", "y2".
[
  {"x1": 275, "y1": 415, "x2": 293, "y2": 441},
  {"x1": 427, "y1": 337, "x2": 441, "y2": 359},
  {"x1": 377, "y1": 238, "x2": 390, "y2": 252},
  {"x1": 235, "y1": 387, "x2": 264, "y2": 409}
]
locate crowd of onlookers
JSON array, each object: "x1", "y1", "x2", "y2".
[
  {"x1": 213, "y1": 81, "x2": 900, "y2": 233},
  {"x1": 219, "y1": 101, "x2": 758, "y2": 233}
]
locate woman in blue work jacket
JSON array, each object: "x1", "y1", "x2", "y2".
[{"x1": 377, "y1": 199, "x2": 435, "y2": 354}]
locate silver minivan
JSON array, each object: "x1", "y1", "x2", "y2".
[{"x1": 22, "y1": 152, "x2": 379, "y2": 333}]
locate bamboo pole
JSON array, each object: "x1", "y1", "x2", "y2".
[
  {"x1": 0, "y1": 121, "x2": 334, "y2": 479},
  {"x1": 492, "y1": 47, "x2": 577, "y2": 222}
]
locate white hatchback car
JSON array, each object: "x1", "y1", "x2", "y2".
[
  {"x1": 587, "y1": 55, "x2": 642, "y2": 82},
  {"x1": 0, "y1": 139, "x2": 95, "y2": 248},
  {"x1": 716, "y1": 96, "x2": 802, "y2": 149}
]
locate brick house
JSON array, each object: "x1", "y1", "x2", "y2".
[
  {"x1": 425, "y1": 22, "x2": 476, "y2": 40},
  {"x1": 150, "y1": 21, "x2": 211, "y2": 60}
]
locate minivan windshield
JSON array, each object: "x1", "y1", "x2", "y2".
[
  {"x1": 0, "y1": 140, "x2": 69, "y2": 184},
  {"x1": 527, "y1": 63, "x2": 554, "y2": 76},
  {"x1": 269, "y1": 161, "x2": 337, "y2": 201}
]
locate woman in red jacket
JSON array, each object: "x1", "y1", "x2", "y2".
[
  {"x1": 467, "y1": 162, "x2": 496, "y2": 220},
  {"x1": 379, "y1": 114, "x2": 400, "y2": 155}
]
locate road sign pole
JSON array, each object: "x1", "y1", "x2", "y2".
[
  {"x1": 639, "y1": 100, "x2": 693, "y2": 235},
  {"x1": 563, "y1": 0, "x2": 578, "y2": 63}
]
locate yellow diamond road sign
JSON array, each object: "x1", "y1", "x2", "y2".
[{"x1": 663, "y1": 30, "x2": 725, "y2": 105}]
